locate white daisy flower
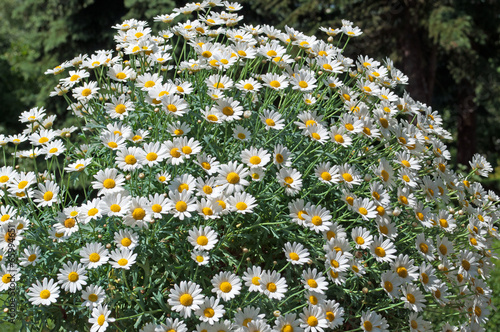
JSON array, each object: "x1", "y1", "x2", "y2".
[
  {"x1": 301, "y1": 268, "x2": 328, "y2": 294},
  {"x1": 283, "y1": 242, "x2": 310, "y2": 265},
  {"x1": 109, "y1": 248, "x2": 137, "y2": 270},
  {"x1": 299, "y1": 305, "x2": 328, "y2": 332},
  {"x1": 89, "y1": 304, "x2": 115, "y2": 332},
  {"x1": 114, "y1": 229, "x2": 139, "y2": 250},
  {"x1": 191, "y1": 249, "x2": 210, "y2": 265},
  {"x1": 82, "y1": 284, "x2": 106, "y2": 308},
  {"x1": 211, "y1": 271, "x2": 242, "y2": 301},
  {"x1": 92, "y1": 168, "x2": 126, "y2": 196},
  {"x1": 28, "y1": 277, "x2": 60, "y2": 306},
  {"x1": 242, "y1": 266, "x2": 263, "y2": 293},
  {"x1": 188, "y1": 225, "x2": 218, "y2": 251},
  {"x1": 168, "y1": 281, "x2": 205, "y2": 318},
  {"x1": 241, "y1": 147, "x2": 271, "y2": 168},
  {"x1": 259, "y1": 109, "x2": 285, "y2": 130},
  {"x1": 260, "y1": 270, "x2": 288, "y2": 300},
  {"x1": 99, "y1": 193, "x2": 131, "y2": 217},
  {"x1": 80, "y1": 242, "x2": 110, "y2": 268},
  {"x1": 19, "y1": 245, "x2": 41, "y2": 267},
  {"x1": 57, "y1": 261, "x2": 88, "y2": 293},
  {"x1": 360, "y1": 310, "x2": 389, "y2": 332},
  {"x1": 228, "y1": 192, "x2": 257, "y2": 214}
]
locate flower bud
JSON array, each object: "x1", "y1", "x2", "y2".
[
  {"x1": 327, "y1": 36, "x2": 334, "y2": 43},
  {"x1": 364, "y1": 174, "x2": 372, "y2": 182},
  {"x1": 242, "y1": 248, "x2": 249, "y2": 253},
  {"x1": 392, "y1": 208, "x2": 401, "y2": 216},
  {"x1": 244, "y1": 111, "x2": 252, "y2": 118},
  {"x1": 273, "y1": 310, "x2": 281, "y2": 317},
  {"x1": 126, "y1": 174, "x2": 132, "y2": 181},
  {"x1": 139, "y1": 173, "x2": 145, "y2": 179},
  {"x1": 362, "y1": 287, "x2": 369, "y2": 294}
]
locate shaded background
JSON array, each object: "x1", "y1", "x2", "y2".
[{"x1": 0, "y1": 0, "x2": 499, "y2": 328}]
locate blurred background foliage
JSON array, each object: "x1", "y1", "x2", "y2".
[{"x1": 0, "y1": 0, "x2": 499, "y2": 329}]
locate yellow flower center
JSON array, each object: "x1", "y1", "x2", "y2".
[
  {"x1": 175, "y1": 201, "x2": 187, "y2": 212},
  {"x1": 124, "y1": 155, "x2": 137, "y2": 165},
  {"x1": 321, "y1": 172, "x2": 331, "y2": 181},
  {"x1": 89, "y1": 253, "x2": 101, "y2": 262},
  {"x1": 204, "y1": 307, "x2": 215, "y2": 317},
  {"x1": 40, "y1": 289, "x2": 51, "y2": 299},
  {"x1": 146, "y1": 152, "x2": 158, "y2": 161},
  {"x1": 64, "y1": 218, "x2": 76, "y2": 228},
  {"x1": 226, "y1": 172, "x2": 240, "y2": 184},
  {"x1": 43, "y1": 191, "x2": 54, "y2": 201},
  {"x1": 289, "y1": 252, "x2": 299, "y2": 261},
  {"x1": 68, "y1": 272, "x2": 79, "y2": 282},
  {"x1": 197, "y1": 235, "x2": 208, "y2": 246},
  {"x1": 397, "y1": 266, "x2": 408, "y2": 278},
  {"x1": 266, "y1": 282, "x2": 277, "y2": 292},
  {"x1": 220, "y1": 281, "x2": 232, "y2": 293},
  {"x1": 307, "y1": 316, "x2": 318, "y2": 327},
  {"x1": 88, "y1": 293, "x2": 98, "y2": 302},
  {"x1": 132, "y1": 208, "x2": 146, "y2": 220},
  {"x1": 179, "y1": 293, "x2": 193, "y2": 306},
  {"x1": 170, "y1": 148, "x2": 181, "y2": 158},
  {"x1": 270, "y1": 80, "x2": 281, "y2": 88},
  {"x1": 249, "y1": 156, "x2": 261, "y2": 165},
  {"x1": 2, "y1": 274, "x2": 12, "y2": 283},
  {"x1": 356, "y1": 236, "x2": 365, "y2": 245},
  {"x1": 375, "y1": 246, "x2": 386, "y2": 257},
  {"x1": 117, "y1": 258, "x2": 128, "y2": 266},
  {"x1": 121, "y1": 238, "x2": 132, "y2": 247},
  {"x1": 236, "y1": 202, "x2": 248, "y2": 210},
  {"x1": 342, "y1": 173, "x2": 353, "y2": 182},
  {"x1": 307, "y1": 279, "x2": 318, "y2": 288},
  {"x1": 311, "y1": 216, "x2": 322, "y2": 226}
]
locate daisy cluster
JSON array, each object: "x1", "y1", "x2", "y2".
[{"x1": 0, "y1": 1, "x2": 498, "y2": 331}]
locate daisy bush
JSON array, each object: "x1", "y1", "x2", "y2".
[{"x1": 0, "y1": 1, "x2": 498, "y2": 331}]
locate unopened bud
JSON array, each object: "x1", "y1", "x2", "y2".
[
  {"x1": 362, "y1": 287, "x2": 369, "y2": 294},
  {"x1": 106, "y1": 243, "x2": 112, "y2": 249},
  {"x1": 364, "y1": 174, "x2": 372, "y2": 182},
  {"x1": 243, "y1": 110, "x2": 252, "y2": 118},
  {"x1": 392, "y1": 208, "x2": 401, "y2": 217},
  {"x1": 327, "y1": 36, "x2": 334, "y2": 43},
  {"x1": 126, "y1": 174, "x2": 132, "y2": 180},
  {"x1": 138, "y1": 173, "x2": 145, "y2": 179},
  {"x1": 273, "y1": 310, "x2": 281, "y2": 317},
  {"x1": 242, "y1": 248, "x2": 248, "y2": 253}
]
